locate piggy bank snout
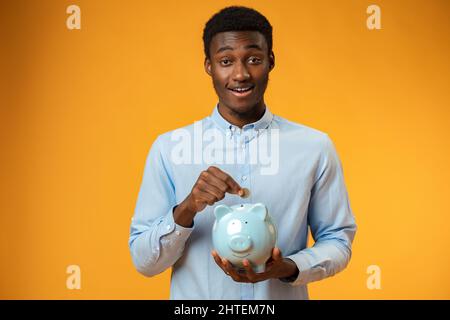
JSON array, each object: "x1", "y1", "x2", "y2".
[{"x1": 228, "y1": 234, "x2": 252, "y2": 253}]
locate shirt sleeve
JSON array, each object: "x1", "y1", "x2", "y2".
[
  {"x1": 128, "y1": 135, "x2": 194, "y2": 277},
  {"x1": 285, "y1": 135, "x2": 357, "y2": 286}
]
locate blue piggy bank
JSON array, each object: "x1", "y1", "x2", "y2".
[{"x1": 212, "y1": 203, "x2": 277, "y2": 273}]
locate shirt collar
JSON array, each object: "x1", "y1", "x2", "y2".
[{"x1": 210, "y1": 104, "x2": 274, "y2": 132}]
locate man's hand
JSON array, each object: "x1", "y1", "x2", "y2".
[
  {"x1": 173, "y1": 166, "x2": 243, "y2": 227},
  {"x1": 211, "y1": 247, "x2": 299, "y2": 283}
]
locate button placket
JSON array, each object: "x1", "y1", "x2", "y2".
[{"x1": 240, "y1": 138, "x2": 252, "y2": 202}]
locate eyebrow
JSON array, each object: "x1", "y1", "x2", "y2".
[{"x1": 215, "y1": 44, "x2": 264, "y2": 54}]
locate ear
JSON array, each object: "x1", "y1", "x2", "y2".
[
  {"x1": 204, "y1": 57, "x2": 212, "y2": 76},
  {"x1": 214, "y1": 205, "x2": 232, "y2": 220},
  {"x1": 269, "y1": 51, "x2": 275, "y2": 72},
  {"x1": 250, "y1": 203, "x2": 268, "y2": 221}
]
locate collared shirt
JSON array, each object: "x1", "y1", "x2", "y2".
[{"x1": 129, "y1": 105, "x2": 357, "y2": 300}]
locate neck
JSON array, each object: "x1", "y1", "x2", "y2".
[{"x1": 217, "y1": 101, "x2": 266, "y2": 128}]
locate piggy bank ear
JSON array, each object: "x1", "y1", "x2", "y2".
[
  {"x1": 250, "y1": 203, "x2": 268, "y2": 221},
  {"x1": 214, "y1": 205, "x2": 232, "y2": 220}
]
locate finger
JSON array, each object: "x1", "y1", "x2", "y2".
[
  {"x1": 202, "y1": 170, "x2": 229, "y2": 193},
  {"x1": 211, "y1": 251, "x2": 229, "y2": 273},
  {"x1": 212, "y1": 251, "x2": 234, "y2": 277},
  {"x1": 195, "y1": 190, "x2": 217, "y2": 206},
  {"x1": 211, "y1": 250, "x2": 222, "y2": 264},
  {"x1": 197, "y1": 179, "x2": 224, "y2": 202},
  {"x1": 207, "y1": 166, "x2": 242, "y2": 195},
  {"x1": 272, "y1": 247, "x2": 282, "y2": 261},
  {"x1": 242, "y1": 259, "x2": 258, "y2": 282},
  {"x1": 222, "y1": 258, "x2": 243, "y2": 282},
  {"x1": 264, "y1": 248, "x2": 282, "y2": 271}
]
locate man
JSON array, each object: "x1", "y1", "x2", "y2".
[{"x1": 129, "y1": 6, "x2": 357, "y2": 299}]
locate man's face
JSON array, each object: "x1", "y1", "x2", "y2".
[{"x1": 205, "y1": 31, "x2": 275, "y2": 116}]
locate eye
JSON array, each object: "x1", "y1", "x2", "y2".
[
  {"x1": 248, "y1": 57, "x2": 262, "y2": 64},
  {"x1": 245, "y1": 221, "x2": 248, "y2": 224},
  {"x1": 220, "y1": 59, "x2": 232, "y2": 66},
  {"x1": 227, "y1": 219, "x2": 242, "y2": 235}
]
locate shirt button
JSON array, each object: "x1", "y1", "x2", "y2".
[
  {"x1": 175, "y1": 230, "x2": 181, "y2": 236},
  {"x1": 242, "y1": 175, "x2": 247, "y2": 181},
  {"x1": 166, "y1": 224, "x2": 171, "y2": 230}
]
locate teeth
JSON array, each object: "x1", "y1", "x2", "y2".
[{"x1": 231, "y1": 87, "x2": 252, "y2": 92}]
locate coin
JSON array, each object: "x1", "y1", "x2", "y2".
[{"x1": 240, "y1": 188, "x2": 250, "y2": 199}]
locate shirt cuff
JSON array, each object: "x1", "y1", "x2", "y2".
[
  {"x1": 156, "y1": 206, "x2": 194, "y2": 243},
  {"x1": 279, "y1": 258, "x2": 300, "y2": 283},
  {"x1": 284, "y1": 252, "x2": 314, "y2": 286}
]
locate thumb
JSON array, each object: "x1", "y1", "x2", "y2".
[{"x1": 272, "y1": 247, "x2": 282, "y2": 261}]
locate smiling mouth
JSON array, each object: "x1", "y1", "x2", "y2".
[
  {"x1": 228, "y1": 85, "x2": 254, "y2": 97},
  {"x1": 232, "y1": 253, "x2": 250, "y2": 258}
]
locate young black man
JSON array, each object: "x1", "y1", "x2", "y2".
[{"x1": 129, "y1": 6, "x2": 357, "y2": 300}]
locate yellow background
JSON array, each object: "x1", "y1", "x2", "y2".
[{"x1": 1, "y1": 0, "x2": 449, "y2": 299}]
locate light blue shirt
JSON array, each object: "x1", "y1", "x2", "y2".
[{"x1": 129, "y1": 106, "x2": 357, "y2": 300}]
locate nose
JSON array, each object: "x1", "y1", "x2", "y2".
[
  {"x1": 228, "y1": 235, "x2": 252, "y2": 253},
  {"x1": 232, "y1": 61, "x2": 250, "y2": 82}
]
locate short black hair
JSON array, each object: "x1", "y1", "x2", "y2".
[{"x1": 202, "y1": 6, "x2": 273, "y2": 59}]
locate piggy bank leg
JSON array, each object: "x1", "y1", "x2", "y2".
[{"x1": 254, "y1": 264, "x2": 266, "y2": 273}]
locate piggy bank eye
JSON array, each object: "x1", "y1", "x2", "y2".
[
  {"x1": 245, "y1": 221, "x2": 248, "y2": 224},
  {"x1": 227, "y1": 219, "x2": 242, "y2": 235}
]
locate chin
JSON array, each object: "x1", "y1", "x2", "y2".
[{"x1": 226, "y1": 100, "x2": 259, "y2": 116}]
